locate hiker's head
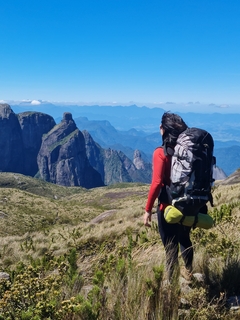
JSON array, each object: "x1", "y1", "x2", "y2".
[{"x1": 161, "y1": 112, "x2": 188, "y2": 145}]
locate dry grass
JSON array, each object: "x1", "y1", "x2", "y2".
[
  {"x1": 1, "y1": 174, "x2": 240, "y2": 319},
  {"x1": 0, "y1": 178, "x2": 153, "y2": 272},
  {"x1": 212, "y1": 182, "x2": 240, "y2": 206},
  {"x1": 1, "y1": 175, "x2": 240, "y2": 273}
]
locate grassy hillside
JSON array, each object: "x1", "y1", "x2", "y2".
[{"x1": 0, "y1": 173, "x2": 240, "y2": 319}]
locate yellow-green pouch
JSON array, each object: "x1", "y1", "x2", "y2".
[{"x1": 164, "y1": 205, "x2": 184, "y2": 224}]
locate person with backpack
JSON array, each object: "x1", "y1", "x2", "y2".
[{"x1": 144, "y1": 112, "x2": 191, "y2": 280}]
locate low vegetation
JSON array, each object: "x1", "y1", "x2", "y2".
[{"x1": 0, "y1": 173, "x2": 240, "y2": 319}]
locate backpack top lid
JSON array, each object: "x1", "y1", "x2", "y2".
[
  {"x1": 170, "y1": 127, "x2": 215, "y2": 200},
  {"x1": 180, "y1": 127, "x2": 214, "y2": 153}
]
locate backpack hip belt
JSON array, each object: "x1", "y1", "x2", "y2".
[{"x1": 172, "y1": 194, "x2": 209, "y2": 206}]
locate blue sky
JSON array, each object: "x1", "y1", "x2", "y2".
[{"x1": 1, "y1": 0, "x2": 240, "y2": 110}]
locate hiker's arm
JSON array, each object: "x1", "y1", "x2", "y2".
[{"x1": 145, "y1": 148, "x2": 166, "y2": 214}]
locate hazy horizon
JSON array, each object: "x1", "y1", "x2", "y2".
[{"x1": 2, "y1": 99, "x2": 240, "y2": 114}]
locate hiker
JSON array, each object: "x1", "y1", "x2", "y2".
[{"x1": 144, "y1": 112, "x2": 191, "y2": 280}]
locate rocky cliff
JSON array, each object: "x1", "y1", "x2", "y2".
[
  {"x1": 82, "y1": 130, "x2": 152, "y2": 185},
  {"x1": 0, "y1": 104, "x2": 25, "y2": 173},
  {"x1": 37, "y1": 112, "x2": 104, "y2": 188},
  {"x1": 18, "y1": 111, "x2": 56, "y2": 176}
]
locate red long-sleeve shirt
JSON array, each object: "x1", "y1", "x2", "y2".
[{"x1": 145, "y1": 147, "x2": 171, "y2": 212}]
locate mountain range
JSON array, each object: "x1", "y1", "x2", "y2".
[
  {"x1": 10, "y1": 102, "x2": 240, "y2": 176},
  {"x1": 72, "y1": 115, "x2": 239, "y2": 177},
  {"x1": 1, "y1": 102, "x2": 238, "y2": 187}
]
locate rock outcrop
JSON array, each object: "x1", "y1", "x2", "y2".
[
  {"x1": 213, "y1": 165, "x2": 227, "y2": 181},
  {"x1": 133, "y1": 150, "x2": 145, "y2": 170},
  {"x1": 37, "y1": 113, "x2": 104, "y2": 188},
  {"x1": 82, "y1": 130, "x2": 105, "y2": 181},
  {"x1": 0, "y1": 104, "x2": 24, "y2": 173},
  {"x1": 18, "y1": 111, "x2": 56, "y2": 176}
]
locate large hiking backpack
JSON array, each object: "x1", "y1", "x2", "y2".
[{"x1": 170, "y1": 127, "x2": 216, "y2": 206}]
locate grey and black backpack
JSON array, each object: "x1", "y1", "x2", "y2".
[{"x1": 170, "y1": 127, "x2": 216, "y2": 207}]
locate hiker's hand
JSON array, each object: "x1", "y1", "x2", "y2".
[{"x1": 144, "y1": 211, "x2": 152, "y2": 227}]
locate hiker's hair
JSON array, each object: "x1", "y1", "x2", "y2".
[{"x1": 161, "y1": 112, "x2": 188, "y2": 146}]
